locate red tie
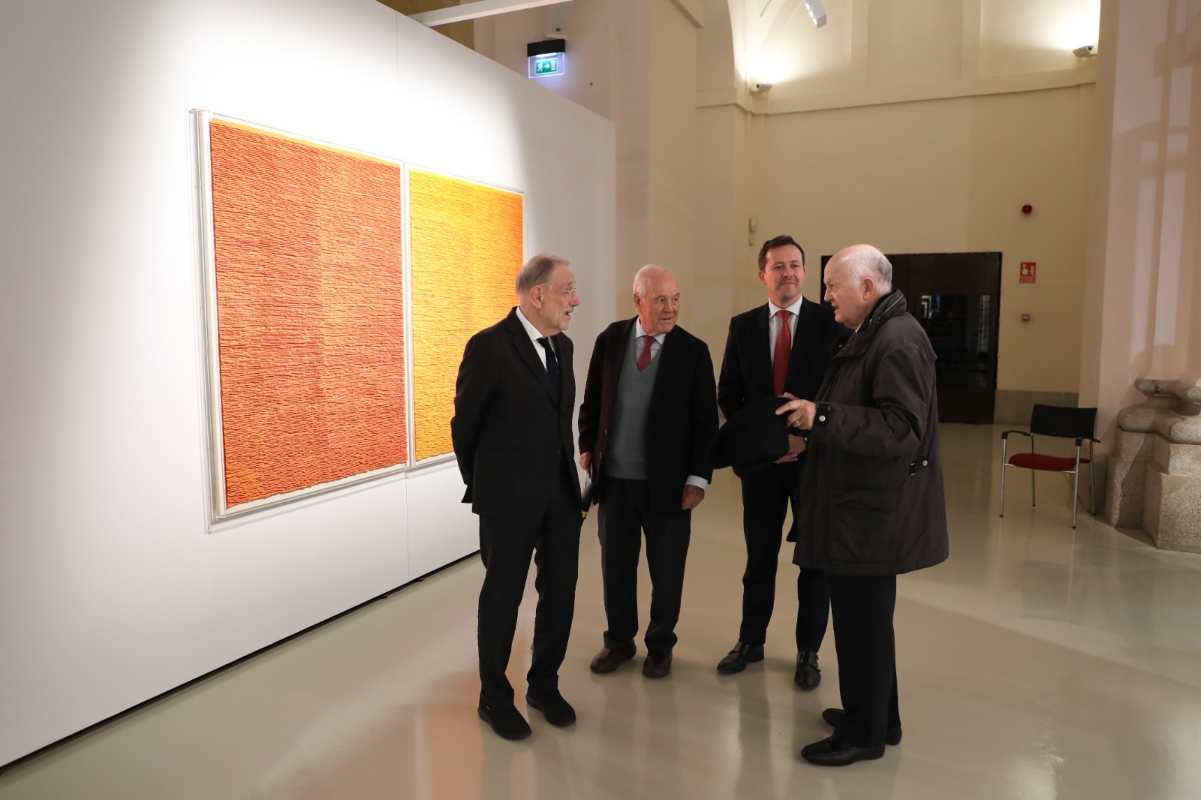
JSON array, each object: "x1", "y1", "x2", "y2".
[
  {"x1": 773, "y1": 309, "x2": 792, "y2": 395},
  {"x1": 637, "y1": 335, "x2": 654, "y2": 371}
]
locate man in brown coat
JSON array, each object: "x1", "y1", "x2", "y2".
[{"x1": 777, "y1": 244, "x2": 949, "y2": 767}]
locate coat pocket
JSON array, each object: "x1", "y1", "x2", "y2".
[{"x1": 829, "y1": 489, "x2": 900, "y2": 564}]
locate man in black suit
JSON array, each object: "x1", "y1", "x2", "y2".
[
  {"x1": 715, "y1": 235, "x2": 843, "y2": 687},
  {"x1": 451, "y1": 254, "x2": 584, "y2": 741},
  {"x1": 578, "y1": 265, "x2": 718, "y2": 679}
]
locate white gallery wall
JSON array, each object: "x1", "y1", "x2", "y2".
[{"x1": 0, "y1": 0, "x2": 616, "y2": 766}]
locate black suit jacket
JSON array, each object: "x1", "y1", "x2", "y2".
[
  {"x1": 718, "y1": 300, "x2": 845, "y2": 478},
  {"x1": 451, "y1": 308, "x2": 582, "y2": 519},
  {"x1": 578, "y1": 319, "x2": 719, "y2": 515}
]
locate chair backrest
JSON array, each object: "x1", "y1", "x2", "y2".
[{"x1": 1029, "y1": 404, "x2": 1097, "y2": 440}]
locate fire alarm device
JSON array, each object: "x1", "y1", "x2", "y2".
[{"x1": 1019, "y1": 261, "x2": 1037, "y2": 284}]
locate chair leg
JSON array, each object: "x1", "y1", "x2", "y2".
[
  {"x1": 1072, "y1": 468, "x2": 1080, "y2": 528},
  {"x1": 1071, "y1": 444, "x2": 1082, "y2": 528},
  {"x1": 999, "y1": 440, "x2": 1008, "y2": 518},
  {"x1": 1088, "y1": 460, "x2": 1096, "y2": 515},
  {"x1": 1030, "y1": 437, "x2": 1036, "y2": 507}
]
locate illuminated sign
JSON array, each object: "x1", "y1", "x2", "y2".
[{"x1": 527, "y1": 38, "x2": 567, "y2": 80}]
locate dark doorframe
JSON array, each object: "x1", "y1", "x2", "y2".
[{"x1": 820, "y1": 252, "x2": 1003, "y2": 424}]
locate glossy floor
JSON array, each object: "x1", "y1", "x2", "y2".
[{"x1": 2, "y1": 425, "x2": 1200, "y2": 799}]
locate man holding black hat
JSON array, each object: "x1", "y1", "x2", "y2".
[
  {"x1": 778, "y1": 244, "x2": 948, "y2": 766},
  {"x1": 714, "y1": 235, "x2": 844, "y2": 686}
]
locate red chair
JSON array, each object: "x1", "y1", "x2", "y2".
[{"x1": 999, "y1": 405, "x2": 1099, "y2": 528}]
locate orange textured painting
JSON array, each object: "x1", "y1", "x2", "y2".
[
  {"x1": 409, "y1": 169, "x2": 523, "y2": 462},
  {"x1": 208, "y1": 119, "x2": 406, "y2": 509}
]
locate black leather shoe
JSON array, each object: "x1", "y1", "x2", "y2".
[
  {"x1": 800, "y1": 735, "x2": 885, "y2": 767},
  {"x1": 590, "y1": 642, "x2": 636, "y2": 674},
  {"x1": 716, "y1": 642, "x2": 764, "y2": 674},
  {"x1": 821, "y1": 707, "x2": 902, "y2": 746},
  {"x1": 526, "y1": 688, "x2": 576, "y2": 727},
  {"x1": 642, "y1": 651, "x2": 672, "y2": 679},
  {"x1": 794, "y1": 651, "x2": 821, "y2": 690},
  {"x1": 478, "y1": 701, "x2": 531, "y2": 741}
]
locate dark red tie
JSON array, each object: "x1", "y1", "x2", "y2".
[
  {"x1": 637, "y1": 335, "x2": 654, "y2": 371},
  {"x1": 773, "y1": 309, "x2": 792, "y2": 395}
]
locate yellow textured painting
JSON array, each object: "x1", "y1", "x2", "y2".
[
  {"x1": 408, "y1": 169, "x2": 523, "y2": 461},
  {"x1": 208, "y1": 118, "x2": 407, "y2": 509}
]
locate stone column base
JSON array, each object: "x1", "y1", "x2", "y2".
[{"x1": 1108, "y1": 379, "x2": 1201, "y2": 552}]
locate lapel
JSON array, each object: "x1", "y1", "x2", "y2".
[
  {"x1": 604, "y1": 318, "x2": 636, "y2": 407},
  {"x1": 750, "y1": 304, "x2": 773, "y2": 394},
  {"x1": 554, "y1": 333, "x2": 571, "y2": 407},
  {"x1": 788, "y1": 300, "x2": 820, "y2": 378},
  {"x1": 649, "y1": 325, "x2": 681, "y2": 414},
  {"x1": 502, "y1": 308, "x2": 556, "y2": 404}
]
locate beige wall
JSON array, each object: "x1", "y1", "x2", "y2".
[
  {"x1": 476, "y1": 0, "x2": 710, "y2": 329},
  {"x1": 476, "y1": 0, "x2": 1107, "y2": 398},
  {"x1": 750, "y1": 85, "x2": 1096, "y2": 394},
  {"x1": 1079, "y1": 0, "x2": 1201, "y2": 442}
]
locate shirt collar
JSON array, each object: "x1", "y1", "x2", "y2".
[
  {"x1": 634, "y1": 318, "x2": 666, "y2": 343},
  {"x1": 767, "y1": 296, "x2": 804, "y2": 317},
  {"x1": 515, "y1": 306, "x2": 546, "y2": 345}
]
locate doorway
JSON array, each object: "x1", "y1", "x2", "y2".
[{"x1": 820, "y1": 252, "x2": 1003, "y2": 424}]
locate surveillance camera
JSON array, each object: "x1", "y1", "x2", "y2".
[
  {"x1": 1073, "y1": 45, "x2": 1096, "y2": 57},
  {"x1": 749, "y1": 81, "x2": 773, "y2": 94}
]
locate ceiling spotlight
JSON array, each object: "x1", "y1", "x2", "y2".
[
  {"x1": 803, "y1": 0, "x2": 827, "y2": 28},
  {"x1": 1073, "y1": 44, "x2": 1097, "y2": 57}
]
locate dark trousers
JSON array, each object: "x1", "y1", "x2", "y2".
[
  {"x1": 597, "y1": 477, "x2": 691, "y2": 656},
  {"x1": 738, "y1": 463, "x2": 829, "y2": 650},
  {"x1": 827, "y1": 573, "x2": 901, "y2": 747},
  {"x1": 477, "y1": 476, "x2": 582, "y2": 706}
]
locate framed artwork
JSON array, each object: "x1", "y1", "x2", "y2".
[
  {"x1": 195, "y1": 112, "x2": 524, "y2": 519},
  {"x1": 408, "y1": 169, "x2": 523, "y2": 463}
]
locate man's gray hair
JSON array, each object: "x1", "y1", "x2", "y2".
[
  {"x1": 516, "y1": 254, "x2": 569, "y2": 294},
  {"x1": 845, "y1": 247, "x2": 893, "y2": 292},
  {"x1": 632, "y1": 264, "x2": 669, "y2": 297}
]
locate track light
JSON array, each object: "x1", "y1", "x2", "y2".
[{"x1": 803, "y1": 0, "x2": 827, "y2": 28}]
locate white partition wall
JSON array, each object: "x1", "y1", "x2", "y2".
[{"x1": 0, "y1": 0, "x2": 616, "y2": 766}]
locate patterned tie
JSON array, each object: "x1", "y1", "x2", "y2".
[
  {"x1": 773, "y1": 309, "x2": 792, "y2": 395},
  {"x1": 637, "y1": 334, "x2": 655, "y2": 371}
]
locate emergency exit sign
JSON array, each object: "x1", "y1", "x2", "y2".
[
  {"x1": 1019, "y1": 261, "x2": 1037, "y2": 284},
  {"x1": 529, "y1": 52, "x2": 565, "y2": 78},
  {"x1": 527, "y1": 39, "x2": 567, "y2": 79}
]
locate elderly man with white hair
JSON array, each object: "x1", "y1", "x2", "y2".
[
  {"x1": 578, "y1": 265, "x2": 719, "y2": 679},
  {"x1": 776, "y1": 244, "x2": 949, "y2": 766}
]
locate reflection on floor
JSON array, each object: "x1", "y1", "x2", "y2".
[{"x1": 2, "y1": 425, "x2": 1200, "y2": 799}]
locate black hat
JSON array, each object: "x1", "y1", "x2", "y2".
[{"x1": 710, "y1": 395, "x2": 792, "y2": 475}]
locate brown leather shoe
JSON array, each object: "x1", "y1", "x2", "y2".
[
  {"x1": 642, "y1": 651, "x2": 672, "y2": 679},
  {"x1": 590, "y1": 642, "x2": 636, "y2": 674}
]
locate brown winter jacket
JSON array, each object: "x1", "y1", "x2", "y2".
[{"x1": 791, "y1": 291, "x2": 949, "y2": 576}]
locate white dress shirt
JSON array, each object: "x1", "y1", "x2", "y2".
[
  {"x1": 633, "y1": 318, "x2": 665, "y2": 360},
  {"x1": 516, "y1": 306, "x2": 553, "y2": 369},
  {"x1": 766, "y1": 296, "x2": 804, "y2": 360},
  {"x1": 634, "y1": 319, "x2": 708, "y2": 492}
]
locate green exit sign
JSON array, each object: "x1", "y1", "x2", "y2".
[{"x1": 528, "y1": 52, "x2": 565, "y2": 78}]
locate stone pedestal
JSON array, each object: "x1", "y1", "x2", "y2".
[{"x1": 1107, "y1": 379, "x2": 1201, "y2": 552}]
